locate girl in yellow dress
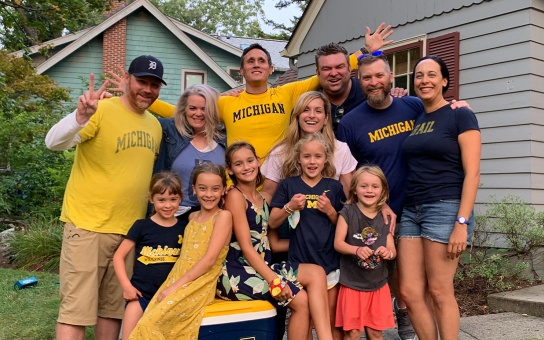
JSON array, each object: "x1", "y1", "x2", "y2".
[{"x1": 129, "y1": 163, "x2": 232, "y2": 339}]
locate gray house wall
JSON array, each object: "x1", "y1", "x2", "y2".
[{"x1": 293, "y1": 0, "x2": 544, "y2": 209}]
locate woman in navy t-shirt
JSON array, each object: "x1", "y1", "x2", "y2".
[{"x1": 398, "y1": 55, "x2": 481, "y2": 340}]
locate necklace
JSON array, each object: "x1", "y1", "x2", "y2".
[
  {"x1": 191, "y1": 140, "x2": 211, "y2": 165},
  {"x1": 194, "y1": 146, "x2": 205, "y2": 165}
]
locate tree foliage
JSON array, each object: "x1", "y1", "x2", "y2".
[
  {"x1": 0, "y1": 0, "x2": 108, "y2": 51},
  {"x1": 0, "y1": 50, "x2": 73, "y2": 217},
  {"x1": 151, "y1": 0, "x2": 265, "y2": 37},
  {"x1": 263, "y1": 0, "x2": 308, "y2": 40}
]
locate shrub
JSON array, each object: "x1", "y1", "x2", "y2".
[
  {"x1": 0, "y1": 51, "x2": 73, "y2": 218},
  {"x1": 482, "y1": 195, "x2": 544, "y2": 279},
  {"x1": 6, "y1": 216, "x2": 63, "y2": 272},
  {"x1": 456, "y1": 251, "x2": 529, "y2": 291},
  {"x1": 456, "y1": 195, "x2": 543, "y2": 292}
]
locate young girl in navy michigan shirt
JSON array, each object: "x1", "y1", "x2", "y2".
[
  {"x1": 113, "y1": 171, "x2": 186, "y2": 340},
  {"x1": 269, "y1": 132, "x2": 346, "y2": 338},
  {"x1": 334, "y1": 165, "x2": 396, "y2": 340}
]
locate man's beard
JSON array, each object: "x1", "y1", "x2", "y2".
[
  {"x1": 126, "y1": 83, "x2": 154, "y2": 110},
  {"x1": 365, "y1": 82, "x2": 391, "y2": 107}
]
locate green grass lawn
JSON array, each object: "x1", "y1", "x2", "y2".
[{"x1": 0, "y1": 268, "x2": 94, "y2": 340}]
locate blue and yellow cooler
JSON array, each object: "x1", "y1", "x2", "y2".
[{"x1": 199, "y1": 299, "x2": 277, "y2": 339}]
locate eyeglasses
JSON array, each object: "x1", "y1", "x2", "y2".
[{"x1": 357, "y1": 50, "x2": 384, "y2": 61}]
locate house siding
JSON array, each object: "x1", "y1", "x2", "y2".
[
  {"x1": 293, "y1": 0, "x2": 544, "y2": 208},
  {"x1": 189, "y1": 36, "x2": 241, "y2": 72},
  {"x1": 268, "y1": 72, "x2": 281, "y2": 85},
  {"x1": 299, "y1": 0, "x2": 485, "y2": 58},
  {"x1": 42, "y1": 9, "x2": 235, "y2": 105},
  {"x1": 45, "y1": 38, "x2": 104, "y2": 102},
  {"x1": 125, "y1": 10, "x2": 231, "y2": 103}
]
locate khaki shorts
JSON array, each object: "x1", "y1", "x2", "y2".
[{"x1": 58, "y1": 223, "x2": 133, "y2": 326}]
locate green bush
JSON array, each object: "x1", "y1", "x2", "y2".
[
  {"x1": 456, "y1": 195, "x2": 544, "y2": 292},
  {"x1": 7, "y1": 216, "x2": 63, "y2": 272},
  {"x1": 0, "y1": 51, "x2": 73, "y2": 218},
  {"x1": 456, "y1": 251, "x2": 529, "y2": 291},
  {"x1": 485, "y1": 195, "x2": 544, "y2": 254},
  {"x1": 482, "y1": 195, "x2": 544, "y2": 279}
]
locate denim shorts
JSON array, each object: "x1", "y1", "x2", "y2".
[
  {"x1": 126, "y1": 296, "x2": 150, "y2": 311},
  {"x1": 398, "y1": 199, "x2": 474, "y2": 244}
]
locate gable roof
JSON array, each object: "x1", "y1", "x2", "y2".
[
  {"x1": 281, "y1": 0, "x2": 325, "y2": 58},
  {"x1": 272, "y1": 68, "x2": 298, "y2": 87},
  {"x1": 13, "y1": 0, "x2": 240, "y2": 87},
  {"x1": 282, "y1": 0, "x2": 486, "y2": 58},
  {"x1": 167, "y1": 17, "x2": 243, "y2": 57},
  {"x1": 10, "y1": 28, "x2": 93, "y2": 59},
  {"x1": 216, "y1": 36, "x2": 289, "y2": 71}
]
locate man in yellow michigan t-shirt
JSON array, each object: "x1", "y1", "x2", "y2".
[
  {"x1": 45, "y1": 55, "x2": 165, "y2": 340},
  {"x1": 148, "y1": 23, "x2": 393, "y2": 162}
]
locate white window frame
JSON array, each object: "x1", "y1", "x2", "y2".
[
  {"x1": 382, "y1": 35, "x2": 426, "y2": 96},
  {"x1": 227, "y1": 66, "x2": 245, "y2": 85},
  {"x1": 181, "y1": 69, "x2": 207, "y2": 90}
]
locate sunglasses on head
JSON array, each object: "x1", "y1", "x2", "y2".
[{"x1": 357, "y1": 50, "x2": 384, "y2": 61}]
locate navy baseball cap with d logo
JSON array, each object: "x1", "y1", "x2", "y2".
[{"x1": 128, "y1": 55, "x2": 167, "y2": 85}]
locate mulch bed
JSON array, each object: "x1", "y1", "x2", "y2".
[{"x1": 455, "y1": 276, "x2": 542, "y2": 316}]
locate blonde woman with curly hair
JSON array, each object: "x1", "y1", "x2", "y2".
[
  {"x1": 154, "y1": 84, "x2": 226, "y2": 221},
  {"x1": 261, "y1": 91, "x2": 356, "y2": 197}
]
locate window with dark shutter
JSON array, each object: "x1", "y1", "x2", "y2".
[
  {"x1": 385, "y1": 41, "x2": 423, "y2": 96},
  {"x1": 427, "y1": 32, "x2": 460, "y2": 101}
]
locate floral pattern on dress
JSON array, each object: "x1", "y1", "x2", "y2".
[{"x1": 216, "y1": 190, "x2": 301, "y2": 308}]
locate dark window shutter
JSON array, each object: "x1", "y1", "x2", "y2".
[{"x1": 426, "y1": 32, "x2": 460, "y2": 101}]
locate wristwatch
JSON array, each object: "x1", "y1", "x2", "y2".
[{"x1": 456, "y1": 216, "x2": 468, "y2": 225}]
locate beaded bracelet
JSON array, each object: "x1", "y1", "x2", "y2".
[
  {"x1": 284, "y1": 203, "x2": 294, "y2": 215},
  {"x1": 355, "y1": 247, "x2": 362, "y2": 256}
]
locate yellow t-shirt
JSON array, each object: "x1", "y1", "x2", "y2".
[
  {"x1": 149, "y1": 76, "x2": 319, "y2": 160},
  {"x1": 60, "y1": 97, "x2": 162, "y2": 234},
  {"x1": 218, "y1": 76, "x2": 319, "y2": 160}
]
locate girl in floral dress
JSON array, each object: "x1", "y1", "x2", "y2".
[{"x1": 216, "y1": 141, "x2": 333, "y2": 340}]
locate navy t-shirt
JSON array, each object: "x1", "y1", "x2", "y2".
[
  {"x1": 126, "y1": 218, "x2": 187, "y2": 300},
  {"x1": 330, "y1": 77, "x2": 365, "y2": 132},
  {"x1": 337, "y1": 96, "x2": 424, "y2": 216},
  {"x1": 402, "y1": 105, "x2": 480, "y2": 206},
  {"x1": 270, "y1": 176, "x2": 345, "y2": 274}
]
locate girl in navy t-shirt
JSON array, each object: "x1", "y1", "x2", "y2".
[
  {"x1": 113, "y1": 171, "x2": 186, "y2": 339},
  {"x1": 269, "y1": 132, "x2": 346, "y2": 338}
]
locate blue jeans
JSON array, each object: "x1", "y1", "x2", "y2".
[{"x1": 399, "y1": 199, "x2": 474, "y2": 244}]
